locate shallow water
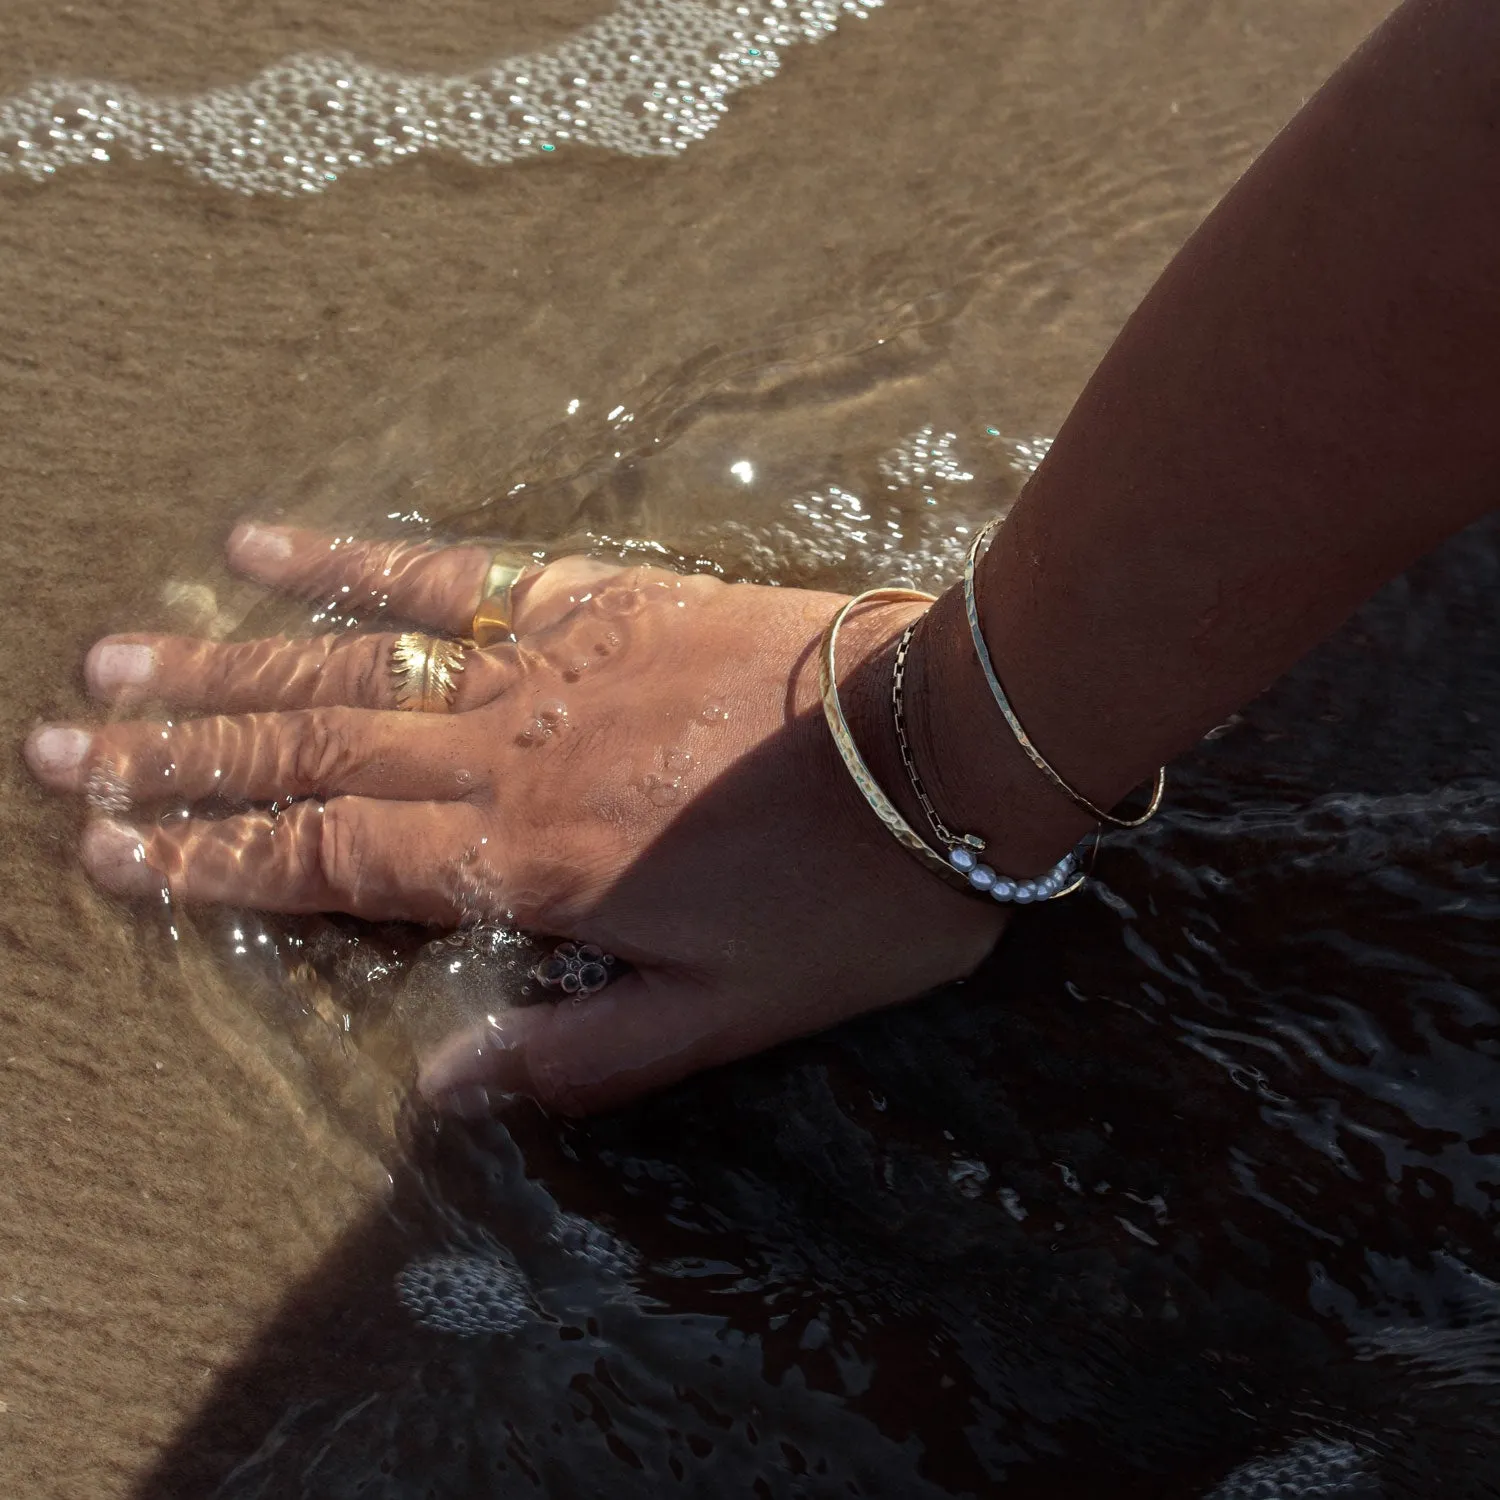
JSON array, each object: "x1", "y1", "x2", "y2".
[{"x1": 10, "y1": 0, "x2": 1496, "y2": 1495}]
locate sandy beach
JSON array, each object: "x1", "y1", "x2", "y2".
[{"x1": 0, "y1": 1, "x2": 1392, "y2": 1493}]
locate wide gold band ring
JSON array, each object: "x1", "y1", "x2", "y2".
[
  {"x1": 391, "y1": 632, "x2": 466, "y2": 713},
  {"x1": 471, "y1": 548, "x2": 536, "y2": 648}
]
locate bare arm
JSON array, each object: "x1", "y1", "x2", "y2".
[{"x1": 882, "y1": 0, "x2": 1500, "y2": 875}]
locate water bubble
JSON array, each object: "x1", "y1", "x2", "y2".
[
  {"x1": 396, "y1": 1251, "x2": 530, "y2": 1337},
  {"x1": 535, "y1": 698, "x2": 568, "y2": 725},
  {"x1": 532, "y1": 942, "x2": 615, "y2": 996},
  {"x1": 597, "y1": 585, "x2": 643, "y2": 617},
  {"x1": 665, "y1": 747, "x2": 693, "y2": 774},
  {"x1": 549, "y1": 1212, "x2": 638, "y2": 1277},
  {"x1": 643, "y1": 773, "x2": 682, "y2": 807},
  {"x1": 699, "y1": 698, "x2": 729, "y2": 724},
  {"x1": 85, "y1": 763, "x2": 131, "y2": 815}
]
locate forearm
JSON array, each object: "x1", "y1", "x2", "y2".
[{"x1": 895, "y1": 0, "x2": 1500, "y2": 872}]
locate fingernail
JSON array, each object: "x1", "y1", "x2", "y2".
[
  {"x1": 80, "y1": 819, "x2": 158, "y2": 896},
  {"x1": 25, "y1": 726, "x2": 91, "y2": 782},
  {"x1": 227, "y1": 522, "x2": 293, "y2": 575},
  {"x1": 86, "y1": 642, "x2": 155, "y2": 696}
]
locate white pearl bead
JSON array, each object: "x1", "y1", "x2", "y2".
[
  {"x1": 948, "y1": 846, "x2": 977, "y2": 873},
  {"x1": 968, "y1": 864, "x2": 996, "y2": 891}
]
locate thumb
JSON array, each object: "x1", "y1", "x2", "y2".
[{"x1": 416, "y1": 969, "x2": 752, "y2": 1117}]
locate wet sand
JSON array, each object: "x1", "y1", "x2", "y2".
[{"x1": 0, "y1": 1, "x2": 1389, "y2": 1493}]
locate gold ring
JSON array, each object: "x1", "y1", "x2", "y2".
[
  {"x1": 471, "y1": 548, "x2": 536, "y2": 648},
  {"x1": 391, "y1": 632, "x2": 466, "y2": 713}
]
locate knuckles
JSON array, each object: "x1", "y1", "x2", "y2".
[
  {"x1": 284, "y1": 712, "x2": 360, "y2": 793},
  {"x1": 309, "y1": 798, "x2": 368, "y2": 907},
  {"x1": 335, "y1": 634, "x2": 391, "y2": 708}
]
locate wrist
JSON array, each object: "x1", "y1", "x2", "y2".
[
  {"x1": 815, "y1": 587, "x2": 1092, "y2": 887},
  {"x1": 901, "y1": 583, "x2": 1096, "y2": 877}
]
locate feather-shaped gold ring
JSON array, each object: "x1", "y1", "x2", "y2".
[{"x1": 391, "y1": 633, "x2": 466, "y2": 713}]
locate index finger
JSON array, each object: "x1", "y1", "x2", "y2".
[{"x1": 227, "y1": 523, "x2": 495, "y2": 635}]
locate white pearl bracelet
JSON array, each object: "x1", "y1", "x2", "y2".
[{"x1": 945, "y1": 842, "x2": 1086, "y2": 904}]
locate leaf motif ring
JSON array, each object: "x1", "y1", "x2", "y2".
[{"x1": 391, "y1": 632, "x2": 467, "y2": 713}]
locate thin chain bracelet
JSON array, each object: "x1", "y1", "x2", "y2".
[
  {"x1": 890, "y1": 618, "x2": 1088, "y2": 905},
  {"x1": 891, "y1": 620, "x2": 985, "y2": 855}
]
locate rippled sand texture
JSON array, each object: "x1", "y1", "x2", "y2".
[{"x1": 0, "y1": 1, "x2": 1389, "y2": 1495}]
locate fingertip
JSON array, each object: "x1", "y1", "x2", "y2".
[
  {"x1": 25, "y1": 725, "x2": 91, "y2": 787},
  {"x1": 417, "y1": 975, "x2": 705, "y2": 1118},
  {"x1": 80, "y1": 818, "x2": 159, "y2": 896},
  {"x1": 418, "y1": 1017, "x2": 517, "y2": 1102},
  {"x1": 227, "y1": 521, "x2": 295, "y2": 579},
  {"x1": 85, "y1": 638, "x2": 156, "y2": 699}
]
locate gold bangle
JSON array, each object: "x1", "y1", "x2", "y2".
[
  {"x1": 964, "y1": 519, "x2": 1166, "y2": 830},
  {"x1": 818, "y1": 587, "x2": 972, "y2": 890}
]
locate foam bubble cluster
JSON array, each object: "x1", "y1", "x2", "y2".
[
  {"x1": 549, "y1": 1211, "x2": 640, "y2": 1278},
  {"x1": 695, "y1": 423, "x2": 1051, "y2": 594},
  {"x1": 1205, "y1": 1439, "x2": 1376, "y2": 1499},
  {"x1": 0, "y1": 0, "x2": 881, "y2": 196},
  {"x1": 396, "y1": 1251, "x2": 532, "y2": 1337}
]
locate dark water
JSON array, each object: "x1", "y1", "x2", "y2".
[{"x1": 134, "y1": 517, "x2": 1500, "y2": 1499}]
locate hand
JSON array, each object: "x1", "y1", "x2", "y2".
[{"x1": 25, "y1": 524, "x2": 1006, "y2": 1113}]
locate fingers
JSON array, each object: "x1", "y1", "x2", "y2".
[
  {"x1": 228, "y1": 523, "x2": 494, "y2": 635},
  {"x1": 417, "y1": 971, "x2": 761, "y2": 1116},
  {"x1": 226, "y1": 521, "x2": 689, "y2": 641},
  {"x1": 80, "y1": 799, "x2": 505, "y2": 923},
  {"x1": 84, "y1": 632, "x2": 518, "y2": 714},
  {"x1": 26, "y1": 706, "x2": 475, "y2": 805}
]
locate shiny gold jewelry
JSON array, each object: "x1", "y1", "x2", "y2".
[
  {"x1": 964, "y1": 519, "x2": 1166, "y2": 830},
  {"x1": 391, "y1": 632, "x2": 466, "y2": 713},
  {"x1": 470, "y1": 548, "x2": 536, "y2": 648},
  {"x1": 818, "y1": 588, "x2": 973, "y2": 890}
]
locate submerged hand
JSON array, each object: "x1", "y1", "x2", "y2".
[{"x1": 26, "y1": 525, "x2": 1005, "y2": 1113}]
